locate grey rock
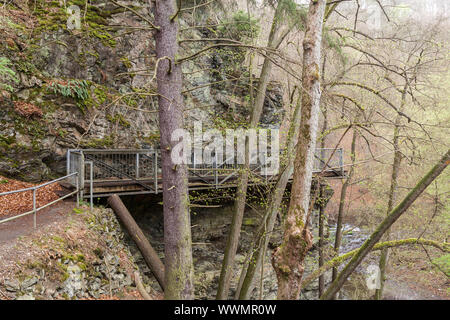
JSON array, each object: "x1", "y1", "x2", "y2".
[
  {"x1": 62, "y1": 264, "x2": 85, "y2": 298},
  {"x1": 4, "y1": 279, "x2": 20, "y2": 292},
  {"x1": 21, "y1": 277, "x2": 38, "y2": 289}
]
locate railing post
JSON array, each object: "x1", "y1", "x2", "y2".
[
  {"x1": 214, "y1": 152, "x2": 218, "y2": 189},
  {"x1": 193, "y1": 151, "x2": 196, "y2": 169},
  {"x1": 66, "y1": 149, "x2": 71, "y2": 176},
  {"x1": 264, "y1": 154, "x2": 268, "y2": 182},
  {"x1": 76, "y1": 172, "x2": 80, "y2": 206},
  {"x1": 33, "y1": 188, "x2": 36, "y2": 229},
  {"x1": 86, "y1": 161, "x2": 93, "y2": 210},
  {"x1": 321, "y1": 148, "x2": 326, "y2": 172},
  {"x1": 136, "y1": 153, "x2": 140, "y2": 179},
  {"x1": 154, "y1": 151, "x2": 158, "y2": 194},
  {"x1": 80, "y1": 151, "x2": 85, "y2": 202}
]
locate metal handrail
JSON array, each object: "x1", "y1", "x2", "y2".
[
  {"x1": 0, "y1": 173, "x2": 78, "y2": 196},
  {"x1": 66, "y1": 147, "x2": 345, "y2": 196},
  {"x1": 84, "y1": 154, "x2": 155, "y2": 192},
  {"x1": 0, "y1": 172, "x2": 80, "y2": 228}
]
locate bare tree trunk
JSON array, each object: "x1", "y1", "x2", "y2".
[
  {"x1": 237, "y1": 91, "x2": 302, "y2": 300},
  {"x1": 330, "y1": 129, "x2": 357, "y2": 299},
  {"x1": 217, "y1": 165, "x2": 249, "y2": 299},
  {"x1": 375, "y1": 112, "x2": 403, "y2": 299},
  {"x1": 320, "y1": 149, "x2": 450, "y2": 300},
  {"x1": 318, "y1": 101, "x2": 328, "y2": 297},
  {"x1": 272, "y1": 0, "x2": 327, "y2": 300},
  {"x1": 318, "y1": 183, "x2": 326, "y2": 296},
  {"x1": 108, "y1": 195, "x2": 165, "y2": 291},
  {"x1": 154, "y1": 0, "x2": 194, "y2": 299},
  {"x1": 216, "y1": 1, "x2": 287, "y2": 300}
]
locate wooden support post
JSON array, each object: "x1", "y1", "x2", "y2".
[{"x1": 107, "y1": 194, "x2": 165, "y2": 291}]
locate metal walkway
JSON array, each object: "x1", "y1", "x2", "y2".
[{"x1": 66, "y1": 148, "x2": 346, "y2": 198}]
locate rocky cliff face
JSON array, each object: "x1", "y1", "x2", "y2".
[{"x1": 0, "y1": 0, "x2": 284, "y2": 182}]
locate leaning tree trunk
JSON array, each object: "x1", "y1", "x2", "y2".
[
  {"x1": 108, "y1": 195, "x2": 165, "y2": 290},
  {"x1": 154, "y1": 0, "x2": 194, "y2": 300},
  {"x1": 216, "y1": 1, "x2": 287, "y2": 300},
  {"x1": 272, "y1": 0, "x2": 327, "y2": 300},
  {"x1": 321, "y1": 149, "x2": 450, "y2": 300},
  {"x1": 302, "y1": 238, "x2": 449, "y2": 289},
  {"x1": 330, "y1": 128, "x2": 357, "y2": 299}
]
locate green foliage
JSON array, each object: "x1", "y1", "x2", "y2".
[
  {"x1": 277, "y1": 0, "x2": 308, "y2": 31},
  {"x1": 213, "y1": 12, "x2": 260, "y2": 80},
  {"x1": 323, "y1": 28, "x2": 347, "y2": 64},
  {"x1": 217, "y1": 10, "x2": 259, "y2": 42},
  {"x1": 32, "y1": 0, "x2": 117, "y2": 47},
  {"x1": 0, "y1": 57, "x2": 19, "y2": 92},
  {"x1": 48, "y1": 79, "x2": 90, "y2": 100}
]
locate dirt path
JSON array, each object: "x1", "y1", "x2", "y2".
[
  {"x1": 0, "y1": 200, "x2": 78, "y2": 291},
  {"x1": 0, "y1": 200, "x2": 76, "y2": 245}
]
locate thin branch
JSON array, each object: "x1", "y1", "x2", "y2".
[{"x1": 110, "y1": 0, "x2": 159, "y2": 30}]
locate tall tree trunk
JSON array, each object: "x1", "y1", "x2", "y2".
[
  {"x1": 318, "y1": 182, "x2": 326, "y2": 296},
  {"x1": 272, "y1": 0, "x2": 327, "y2": 300},
  {"x1": 320, "y1": 149, "x2": 450, "y2": 300},
  {"x1": 237, "y1": 90, "x2": 302, "y2": 300},
  {"x1": 330, "y1": 129, "x2": 357, "y2": 299},
  {"x1": 154, "y1": 0, "x2": 194, "y2": 299},
  {"x1": 216, "y1": 1, "x2": 287, "y2": 300},
  {"x1": 375, "y1": 87, "x2": 406, "y2": 299},
  {"x1": 318, "y1": 65, "x2": 328, "y2": 296}
]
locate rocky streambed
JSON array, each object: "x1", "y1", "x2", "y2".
[
  {"x1": 123, "y1": 198, "x2": 275, "y2": 299},
  {"x1": 122, "y1": 195, "x2": 374, "y2": 300}
]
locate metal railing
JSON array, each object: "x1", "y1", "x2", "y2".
[
  {"x1": 66, "y1": 147, "x2": 345, "y2": 197},
  {"x1": 0, "y1": 172, "x2": 80, "y2": 228},
  {"x1": 313, "y1": 148, "x2": 345, "y2": 176},
  {"x1": 67, "y1": 149, "x2": 159, "y2": 200}
]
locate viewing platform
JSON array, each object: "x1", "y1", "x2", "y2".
[{"x1": 65, "y1": 148, "x2": 346, "y2": 198}]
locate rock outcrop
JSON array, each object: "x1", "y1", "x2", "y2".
[{"x1": 0, "y1": 1, "x2": 284, "y2": 182}]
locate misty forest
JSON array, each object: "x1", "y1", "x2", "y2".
[{"x1": 0, "y1": 0, "x2": 449, "y2": 301}]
